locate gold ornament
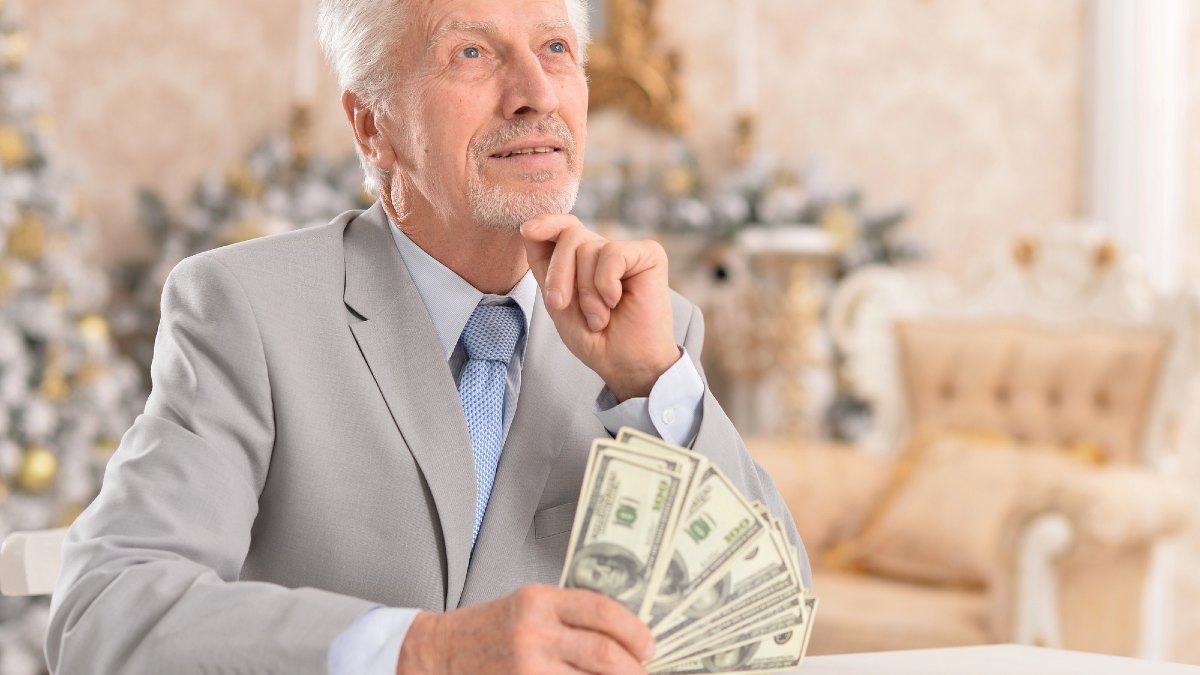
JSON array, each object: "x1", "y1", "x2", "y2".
[
  {"x1": 78, "y1": 314, "x2": 111, "y2": 341},
  {"x1": 1094, "y1": 241, "x2": 1119, "y2": 269},
  {"x1": 0, "y1": 125, "x2": 28, "y2": 166},
  {"x1": 1012, "y1": 238, "x2": 1039, "y2": 267},
  {"x1": 819, "y1": 204, "x2": 857, "y2": 253},
  {"x1": 17, "y1": 447, "x2": 58, "y2": 493},
  {"x1": 7, "y1": 212, "x2": 45, "y2": 260},
  {"x1": 226, "y1": 162, "x2": 264, "y2": 199},
  {"x1": 3, "y1": 30, "x2": 29, "y2": 68}
]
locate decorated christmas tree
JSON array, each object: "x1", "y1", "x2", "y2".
[
  {"x1": 0, "y1": 2, "x2": 144, "y2": 672},
  {"x1": 111, "y1": 109, "x2": 372, "y2": 375}
]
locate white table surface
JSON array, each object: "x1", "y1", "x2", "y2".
[{"x1": 788, "y1": 644, "x2": 1200, "y2": 675}]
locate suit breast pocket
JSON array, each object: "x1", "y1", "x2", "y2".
[{"x1": 533, "y1": 501, "x2": 578, "y2": 540}]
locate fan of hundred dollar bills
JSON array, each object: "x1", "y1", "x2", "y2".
[{"x1": 560, "y1": 428, "x2": 817, "y2": 674}]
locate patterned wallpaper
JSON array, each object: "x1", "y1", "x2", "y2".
[
  {"x1": 12, "y1": 0, "x2": 349, "y2": 261},
  {"x1": 4, "y1": 0, "x2": 1130, "y2": 276},
  {"x1": 658, "y1": 0, "x2": 1087, "y2": 276}
]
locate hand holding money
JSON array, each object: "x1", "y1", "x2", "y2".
[
  {"x1": 560, "y1": 429, "x2": 818, "y2": 674},
  {"x1": 397, "y1": 585, "x2": 654, "y2": 674}
]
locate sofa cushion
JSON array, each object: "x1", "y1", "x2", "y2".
[
  {"x1": 828, "y1": 434, "x2": 1082, "y2": 587},
  {"x1": 895, "y1": 321, "x2": 1169, "y2": 464}
]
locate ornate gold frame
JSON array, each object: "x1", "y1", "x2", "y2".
[{"x1": 586, "y1": 0, "x2": 687, "y2": 133}]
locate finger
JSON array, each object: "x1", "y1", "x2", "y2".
[
  {"x1": 576, "y1": 240, "x2": 611, "y2": 331},
  {"x1": 558, "y1": 628, "x2": 648, "y2": 675},
  {"x1": 542, "y1": 225, "x2": 594, "y2": 311},
  {"x1": 520, "y1": 215, "x2": 584, "y2": 309},
  {"x1": 521, "y1": 217, "x2": 591, "y2": 311},
  {"x1": 595, "y1": 241, "x2": 666, "y2": 305},
  {"x1": 557, "y1": 590, "x2": 655, "y2": 663},
  {"x1": 519, "y1": 215, "x2": 567, "y2": 291}
]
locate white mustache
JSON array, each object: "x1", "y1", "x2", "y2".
[{"x1": 473, "y1": 119, "x2": 576, "y2": 160}]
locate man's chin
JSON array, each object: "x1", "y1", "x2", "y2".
[{"x1": 468, "y1": 183, "x2": 579, "y2": 232}]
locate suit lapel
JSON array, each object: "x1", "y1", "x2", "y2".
[
  {"x1": 342, "y1": 204, "x2": 475, "y2": 611},
  {"x1": 461, "y1": 292, "x2": 598, "y2": 603}
]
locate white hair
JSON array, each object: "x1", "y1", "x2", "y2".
[{"x1": 317, "y1": 0, "x2": 591, "y2": 197}]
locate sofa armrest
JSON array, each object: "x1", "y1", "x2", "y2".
[
  {"x1": 745, "y1": 438, "x2": 895, "y2": 555},
  {"x1": 1051, "y1": 466, "x2": 1190, "y2": 547},
  {"x1": 990, "y1": 467, "x2": 1190, "y2": 651}
]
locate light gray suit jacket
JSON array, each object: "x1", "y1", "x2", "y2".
[{"x1": 45, "y1": 204, "x2": 808, "y2": 675}]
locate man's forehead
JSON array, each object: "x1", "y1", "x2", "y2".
[{"x1": 418, "y1": 0, "x2": 575, "y2": 42}]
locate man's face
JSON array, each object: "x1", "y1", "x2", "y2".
[{"x1": 385, "y1": 0, "x2": 588, "y2": 231}]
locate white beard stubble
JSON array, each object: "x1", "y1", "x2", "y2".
[{"x1": 466, "y1": 118, "x2": 582, "y2": 232}]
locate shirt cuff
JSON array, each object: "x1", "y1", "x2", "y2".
[
  {"x1": 594, "y1": 346, "x2": 705, "y2": 447},
  {"x1": 328, "y1": 607, "x2": 420, "y2": 675}
]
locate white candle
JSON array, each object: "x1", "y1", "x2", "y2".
[
  {"x1": 735, "y1": 0, "x2": 759, "y2": 113},
  {"x1": 294, "y1": 0, "x2": 318, "y2": 105}
]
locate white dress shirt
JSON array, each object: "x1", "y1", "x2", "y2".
[{"x1": 328, "y1": 221, "x2": 705, "y2": 675}]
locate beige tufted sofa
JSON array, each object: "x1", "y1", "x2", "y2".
[{"x1": 747, "y1": 233, "x2": 1197, "y2": 658}]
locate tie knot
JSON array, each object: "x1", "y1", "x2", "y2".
[{"x1": 461, "y1": 303, "x2": 524, "y2": 363}]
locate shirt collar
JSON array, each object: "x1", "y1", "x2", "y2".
[{"x1": 388, "y1": 218, "x2": 536, "y2": 360}]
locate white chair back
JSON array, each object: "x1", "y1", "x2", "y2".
[{"x1": 0, "y1": 528, "x2": 67, "y2": 597}]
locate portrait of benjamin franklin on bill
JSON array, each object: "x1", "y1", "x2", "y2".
[{"x1": 566, "y1": 542, "x2": 648, "y2": 610}]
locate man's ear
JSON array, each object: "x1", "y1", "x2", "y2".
[{"x1": 341, "y1": 90, "x2": 397, "y2": 170}]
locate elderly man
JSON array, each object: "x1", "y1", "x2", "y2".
[{"x1": 45, "y1": 0, "x2": 808, "y2": 673}]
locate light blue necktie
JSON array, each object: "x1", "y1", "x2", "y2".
[{"x1": 458, "y1": 302, "x2": 525, "y2": 547}]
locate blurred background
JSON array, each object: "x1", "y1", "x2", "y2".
[{"x1": 0, "y1": 0, "x2": 1198, "y2": 671}]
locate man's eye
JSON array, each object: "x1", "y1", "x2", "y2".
[
  {"x1": 548, "y1": 41, "x2": 566, "y2": 54},
  {"x1": 459, "y1": 46, "x2": 481, "y2": 58}
]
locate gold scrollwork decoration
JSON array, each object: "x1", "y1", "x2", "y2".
[{"x1": 587, "y1": 0, "x2": 688, "y2": 133}]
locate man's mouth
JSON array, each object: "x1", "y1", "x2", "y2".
[{"x1": 490, "y1": 146, "x2": 563, "y2": 159}]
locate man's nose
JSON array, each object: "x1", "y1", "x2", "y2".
[{"x1": 502, "y1": 50, "x2": 559, "y2": 119}]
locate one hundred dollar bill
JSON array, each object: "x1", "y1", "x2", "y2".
[
  {"x1": 651, "y1": 522, "x2": 798, "y2": 652},
  {"x1": 648, "y1": 464, "x2": 769, "y2": 629},
  {"x1": 591, "y1": 435, "x2": 708, "y2": 619},
  {"x1": 560, "y1": 441, "x2": 688, "y2": 618}
]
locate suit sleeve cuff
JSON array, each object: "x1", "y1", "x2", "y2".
[
  {"x1": 328, "y1": 606, "x2": 420, "y2": 675},
  {"x1": 594, "y1": 346, "x2": 705, "y2": 447}
]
